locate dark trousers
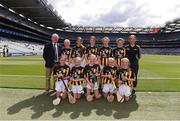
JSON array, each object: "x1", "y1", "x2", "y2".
[{"x1": 130, "y1": 62, "x2": 139, "y2": 88}]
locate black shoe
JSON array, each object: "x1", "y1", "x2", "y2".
[{"x1": 132, "y1": 89, "x2": 136, "y2": 96}]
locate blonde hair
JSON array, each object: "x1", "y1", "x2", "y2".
[
  {"x1": 108, "y1": 57, "x2": 115, "y2": 62},
  {"x1": 121, "y1": 58, "x2": 130, "y2": 63},
  {"x1": 52, "y1": 33, "x2": 59, "y2": 38},
  {"x1": 74, "y1": 57, "x2": 82, "y2": 62},
  {"x1": 64, "y1": 39, "x2": 70, "y2": 43},
  {"x1": 102, "y1": 36, "x2": 110, "y2": 42},
  {"x1": 88, "y1": 54, "x2": 96, "y2": 58},
  {"x1": 116, "y1": 38, "x2": 125, "y2": 43}
]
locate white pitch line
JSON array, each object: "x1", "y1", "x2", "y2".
[
  {"x1": 139, "y1": 77, "x2": 180, "y2": 80},
  {"x1": 0, "y1": 74, "x2": 180, "y2": 80},
  {"x1": 0, "y1": 74, "x2": 44, "y2": 78}
]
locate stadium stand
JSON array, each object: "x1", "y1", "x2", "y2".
[
  {"x1": 0, "y1": 0, "x2": 180, "y2": 55},
  {"x1": 0, "y1": 37, "x2": 43, "y2": 56}
]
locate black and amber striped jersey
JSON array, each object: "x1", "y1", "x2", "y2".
[
  {"x1": 71, "y1": 66, "x2": 84, "y2": 85},
  {"x1": 99, "y1": 46, "x2": 113, "y2": 66},
  {"x1": 113, "y1": 47, "x2": 126, "y2": 66},
  {"x1": 84, "y1": 64, "x2": 101, "y2": 83},
  {"x1": 117, "y1": 68, "x2": 135, "y2": 87},
  {"x1": 71, "y1": 45, "x2": 86, "y2": 58},
  {"x1": 62, "y1": 47, "x2": 72, "y2": 59},
  {"x1": 53, "y1": 64, "x2": 70, "y2": 81},
  {"x1": 85, "y1": 46, "x2": 99, "y2": 56},
  {"x1": 102, "y1": 66, "x2": 117, "y2": 84}
]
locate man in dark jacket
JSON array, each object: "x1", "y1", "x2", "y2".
[
  {"x1": 43, "y1": 33, "x2": 62, "y2": 94},
  {"x1": 125, "y1": 35, "x2": 141, "y2": 95}
]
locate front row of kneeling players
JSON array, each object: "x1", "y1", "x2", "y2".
[{"x1": 52, "y1": 54, "x2": 135, "y2": 105}]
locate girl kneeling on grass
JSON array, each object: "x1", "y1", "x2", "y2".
[
  {"x1": 70, "y1": 57, "x2": 85, "y2": 100},
  {"x1": 52, "y1": 56, "x2": 70, "y2": 105},
  {"x1": 101, "y1": 58, "x2": 117, "y2": 102},
  {"x1": 84, "y1": 54, "x2": 101, "y2": 101},
  {"x1": 117, "y1": 58, "x2": 136, "y2": 103}
]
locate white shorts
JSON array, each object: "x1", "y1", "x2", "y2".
[
  {"x1": 55, "y1": 80, "x2": 68, "y2": 92},
  {"x1": 72, "y1": 85, "x2": 84, "y2": 94},
  {"x1": 86, "y1": 82, "x2": 99, "y2": 90},
  {"x1": 80, "y1": 59, "x2": 86, "y2": 67},
  {"x1": 119, "y1": 84, "x2": 131, "y2": 97},
  {"x1": 102, "y1": 84, "x2": 115, "y2": 93}
]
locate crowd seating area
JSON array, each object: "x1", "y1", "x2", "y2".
[{"x1": 0, "y1": 37, "x2": 43, "y2": 56}]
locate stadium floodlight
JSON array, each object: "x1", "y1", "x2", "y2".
[
  {"x1": 34, "y1": 22, "x2": 38, "y2": 24},
  {"x1": 47, "y1": 27, "x2": 54, "y2": 29},
  {"x1": 0, "y1": 4, "x2": 4, "y2": 7},
  {"x1": 8, "y1": 8, "x2": 16, "y2": 13},
  {"x1": 40, "y1": 24, "x2": 45, "y2": 27},
  {"x1": 174, "y1": 29, "x2": 180, "y2": 32},
  {"x1": 27, "y1": 18, "x2": 32, "y2": 22},
  {"x1": 56, "y1": 28, "x2": 63, "y2": 31},
  {"x1": 19, "y1": 14, "x2": 25, "y2": 18}
]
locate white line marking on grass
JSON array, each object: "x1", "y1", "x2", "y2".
[
  {"x1": 139, "y1": 77, "x2": 180, "y2": 80},
  {"x1": 0, "y1": 74, "x2": 44, "y2": 78},
  {"x1": 0, "y1": 74, "x2": 180, "y2": 80}
]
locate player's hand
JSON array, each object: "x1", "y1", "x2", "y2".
[
  {"x1": 89, "y1": 83, "x2": 94, "y2": 88},
  {"x1": 53, "y1": 75, "x2": 58, "y2": 80},
  {"x1": 95, "y1": 73, "x2": 100, "y2": 77},
  {"x1": 70, "y1": 77, "x2": 74, "y2": 81},
  {"x1": 107, "y1": 75, "x2": 112, "y2": 78},
  {"x1": 58, "y1": 73, "x2": 63, "y2": 77}
]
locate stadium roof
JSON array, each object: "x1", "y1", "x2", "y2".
[
  {"x1": 0, "y1": 0, "x2": 69, "y2": 29},
  {"x1": 62, "y1": 26, "x2": 155, "y2": 33},
  {"x1": 165, "y1": 18, "x2": 180, "y2": 32},
  {"x1": 0, "y1": 0, "x2": 180, "y2": 34}
]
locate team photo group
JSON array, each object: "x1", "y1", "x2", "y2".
[{"x1": 43, "y1": 33, "x2": 141, "y2": 105}]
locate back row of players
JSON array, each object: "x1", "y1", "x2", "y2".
[{"x1": 47, "y1": 35, "x2": 141, "y2": 104}]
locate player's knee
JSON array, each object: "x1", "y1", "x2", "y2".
[{"x1": 124, "y1": 97, "x2": 130, "y2": 101}]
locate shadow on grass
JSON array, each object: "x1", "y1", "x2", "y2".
[{"x1": 7, "y1": 91, "x2": 139, "y2": 119}]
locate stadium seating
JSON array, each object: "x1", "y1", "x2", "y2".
[
  {"x1": 0, "y1": 1, "x2": 180, "y2": 56},
  {"x1": 0, "y1": 37, "x2": 43, "y2": 56}
]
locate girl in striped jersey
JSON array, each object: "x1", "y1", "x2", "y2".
[
  {"x1": 101, "y1": 58, "x2": 117, "y2": 102},
  {"x1": 85, "y1": 36, "x2": 99, "y2": 63},
  {"x1": 62, "y1": 39, "x2": 73, "y2": 67},
  {"x1": 52, "y1": 56, "x2": 70, "y2": 105},
  {"x1": 113, "y1": 38, "x2": 126, "y2": 68},
  {"x1": 71, "y1": 37, "x2": 86, "y2": 67},
  {"x1": 98, "y1": 37, "x2": 113, "y2": 67},
  {"x1": 70, "y1": 57, "x2": 85, "y2": 100},
  {"x1": 117, "y1": 58, "x2": 136, "y2": 102},
  {"x1": 84, "y1": 54, "x2": 101, "y2": 101}
]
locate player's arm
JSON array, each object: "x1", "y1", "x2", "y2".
[
  {"x1": 43, "y1": 44, "x2": 49, "y2": 61},
  {"x1": 68, "y1": 49, "x2": 73, "y2": 63},
  {"x1": 52, "y1": 67, "x2": 59, "y2": 81},
  {"x1": 137, "y1": 45, "x2": 142, "y2": 59},
  {"x1": 83, "y1": 67, "x2": 91, "y2": 84}
]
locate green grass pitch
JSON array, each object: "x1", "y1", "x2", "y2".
[
  {"x1": 0, "y1": 54, "x2": 180, "y2": 91},
  {"x1": 0, "y1": 55, "x2": 180, "y2": 120}
]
